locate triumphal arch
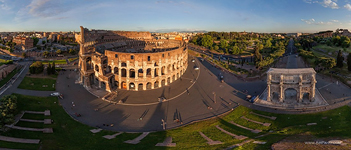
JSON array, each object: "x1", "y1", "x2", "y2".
[{"x1": 266, "y1": 68, "x2": 317, "y2": 102}]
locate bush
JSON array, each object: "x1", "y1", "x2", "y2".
[
  {"x1": 29, "y1": 61, "x2": 44, "y2": 74},
  {"x1": 0, "y1": 95, "x2": 17, "y2": 128}
]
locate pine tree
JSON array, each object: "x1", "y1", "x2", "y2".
[
  {"x1": 52, "y1": 62, "x2": 56, "y2": 74},
  {"x1": 347, "y1": 53, "x2": 351, "y2": 71},
  {"x1": 47, "y1": 63, "x2": 52, "y2": 75},
  {"x1": 336, "y1": 50, "x2": 344, "y2": 68}
]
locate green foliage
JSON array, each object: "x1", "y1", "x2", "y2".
[
  {"x1": 43, "y1": 51, "x2": 49, "y2": 57},
  {"x1": 231, "y1": 45, "x2": 240, "y2": 55},
  {"x1": 347, "y1": 53, "x2": 351, "y2": 71},
  {"x1": 52, "y1": 62, "x2": 56, "y2": 74},
  {"x1": 315, "y1": 57, "x2": 336, "y2": 69},
  {"x1": 257, "y1": 56, "x2": 274, "y2": 68},
  {"x1": 32, "y1": 37, "x2": 39, "y2": 46},
  {"x1": 265, "y1": 40, "x2": 272, "y2": 48},
  {"x1": 47, "y1": 63, "x2": 52, "y2": 75},
  {"x1": 56, "y1": 49, "x2": 62, "y2": 54},
  {"x1": 29, "y1": 61, "x2": 44, "y2": 74},
  {"x1": 254, "y1": 47, "x2": 262, "y2": 65},
  {"x1": 42, "y1": 40, "x2": 46, "y2": 44},
  {"x1": 299, "y1": 49, "x2": 315, "y2": 59},
  {"x1": 220, "y1": 39, "x2": 228, "y2": 49},
  {"x1": 336, "y1": 50, "x2": 344, "y2": 68},
  {"x1": 214, "y1": 45, "x2": 219, "y2": 50},
  {"x1": 201, "y1": 35, "x2": 213, "y2": 48},
  {"x1": 22, "y1": 52, "x2": 26, "y2": 58},
  {"x1": 0, "y1": 95, "x2": 17, "y2": 128}
]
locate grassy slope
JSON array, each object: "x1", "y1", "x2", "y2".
[
  {"x1": 1, "y1": 94, "x2": 350, "y2": 150},
  {"x1": 17, "y1": 77, "x2": 56, "y2": 91}
]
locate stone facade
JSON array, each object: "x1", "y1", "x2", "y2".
[
  {"x1": 266, "y1": 68, "x2": 317, "y2": 102},
  {"x1": 77, "y1": 26, "x2": 188, "y2": 92},
  {"x1": 13, "y1": 37, "x2": 34, "y2": 50}
]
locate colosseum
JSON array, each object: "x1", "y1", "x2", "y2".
[{"x1": 76, "y1": 26, "x2": 188, "y2": 92}]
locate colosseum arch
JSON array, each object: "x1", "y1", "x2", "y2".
[{"x1": 266, "y1": 68, "x2": 317, "y2": 102}]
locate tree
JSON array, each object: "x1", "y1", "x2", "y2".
[
  {"x1": 201, "y1": 35, "x2": 213, "y2": 48},
  {"x1": 32, "y1": 37, "x2": 39, "y2": 46},
  {"x1": 22, "y1": 52, "x2": 26, "y2": 58},
  {"x1": 315, "y1": 57, "x2": 336, "y2": 69},
  {"x1": 231, "y1": 45, "x2": 240, "y2": 55},
  {"x1": 42, "y1": 40, "x2": 46, "y2": 44},
  {"x1": 220, "y1": 39, "x2": 228, "y2": 49},
  {"x1": 56, "y1": 49, "x2": 62, "y2": 54},
  {"x1": 47, "y1": 63, "x2": 52, "y2": 75},
  {"x1": 43, "y1": 51, "x2": 49, "y2": 58},
  {"x1": 29, "y1": 61, "x2": 44, "y2": 74},
  {"x1": 69, "y1": 49, "x2": 76, "y2": 55},
  {"x1": 52, "y1": 62, "x2": 56, "y2": 74},
  {"x1": 336, "y1": 50, "x2": 344, "y2": 68},
  {"x1": 214, "y1": 45, "x2": 219, "y2": 51},
  {"x1": 265, "y1": 40, "x2": 272, "y2": 48},
  {"x1": 348, "y1": 53, "x2": 351, "y2": 71},
  {"x1": 254, "y1": 47, "x2": 262, "y2": 65},
  {"x1": 0, "y1": 95, "x2": 17, "y2": 128}
]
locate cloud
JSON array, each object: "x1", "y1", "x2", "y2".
[
  {"x1": 321, "y1": 0, "x2": 339, "y2": 9},
  {"x1": 301, "y1": 18, "x2": 334, "y2": 25},
  {"x1": 303, "y1": 0, "x2": 319, "y2": 4},
  {"x1": 26, "y1": 0, "x2": 67, "y2": 17},
  {"x1": 344, "y1": 3, "x2": 351, "y2": 10},
  {"x1": 0, "y1": 0, "x2": 10, "y2": 10}
]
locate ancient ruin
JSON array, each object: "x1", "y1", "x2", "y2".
[
  {"x1": 266, "y1": 68, "x2": 317, "y2": 102},
  {"x1": 76, "y1": 26, "x2": 188, "y2": 92}
]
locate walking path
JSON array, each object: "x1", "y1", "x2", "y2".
[
  {"x1": 90, "y1": 128, "x2": 102, "y2": 133},
  {"x1": 24, "y1": 110, "x2": 51, "y2": 116},
  {"x1": 250, "y1": 112, "x2": 276, "y2": 120},
  {"x1": 215, "y1": 125, "x2": 247, "y2": 140},
  {"x1": 19, "y1": 119, "x2": 52, "y2": 124},
  {"x1": 229, "y1": 121, "x2": 262, "y2": 133},
  {"x1": 124, "y1": 132, "x2": 149, "y2": 144},
  {"x1": 0, "y1": 135, "x2": 40, "y2": 144},
  {"x1": 5, "y1": 125, "x2": 53, "y2": 133},
  {"x1": 155, "y1": 137, "x2": 176, "y2": 147},
  {"x1": 241, "y1": 116, "x2": 271, "y2": 126},
  {"x1": 103, "y1": 132, "x2": 123, "y2": 139},
  {"x1": 198, "y1": 131, "x2": 223, "y2": 145},
  {"x1": 224, "y1": 139, "x2": 254, "y2": 150}
]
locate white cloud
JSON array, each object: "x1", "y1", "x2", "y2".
[
  {"x1": 344, "y1": 3, "x2": 351, "y2": 10},
  {"x1": 321, "y1": 0, "x2": 339, "y2": 9},
  {"x1": 301, "y1": 18, "x2": 335, "y2": 25},
  {"x1": 0, "y1": 0, "x2": 10, "y2": 10}
]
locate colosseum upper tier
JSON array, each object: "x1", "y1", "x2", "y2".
[{"x1": 76, "y1": 26, "x2": 188, "y2": 92}]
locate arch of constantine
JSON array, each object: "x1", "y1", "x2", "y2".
[
  {"x1": 266, "y1": 68, "x2": 317, "y2": 102},
  {"x1": 76, "y1": 26, "x2": 188, "y2": 92}
]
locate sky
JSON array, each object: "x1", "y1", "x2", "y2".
[{"x1": 0, "y1": 0, "x2": 351, "y2": 33}]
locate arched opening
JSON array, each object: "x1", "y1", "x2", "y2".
[
  {"x1": 161, "y1": 79, "x2": 165, "y2": 86},
  {"x1": 146, "y1": 68, "x2": 152, "y2": 77},
  {"x1": 114, "y1": 67, "x2": 118, "y2": 75},
  {"x1": 167, "y1": 65, "x2": 171, "y2": 73},
  {"x1": 121, "y1": 81, "x2": 127, "y2": 89},
  {"x1": 302, "y1": 93, "x2": 310, "y2": 101},
  {"x1": 129, "y1": 82, "x2": 135, "y2": 90},
  {"x1": 172, "y1": 75, "x2": 175, "y2": 81},
  {"x1": 130, "y1": 69, "x2": 135, "y2": 78},
  {"x1": 114, "y1": 81, "x2": 119, "y2": 88},
  {"x1": 146, "y1": 82, "x2": 151, "y2": 89},
  {"x1": 89, "y1": 74, "x2": 94, "y2": 86},
  {"x1": 95, "y1": 64, "x2": 99, "y2": 72},
  {"x1": 272, "y1": 92, "x2": 279, "y2": 101},
  {"x1": 172, "y1": 64, "x2": 175, "y2": 71},
  {"x1": 284, "y1": 88, "x2": 297, "y2": 103},
  {"x1": 102, "y1": 59, "x2": 107, "y2": 64},
  {"x1": 121, "y1": 69, "x2": 127, "y2": 77},
  {"x1": 155, "y1": 68, "x2": 159, "y2": 77},
  {"x1": 138, "y1": 83, "x2": 143, "y2": 91},
  {"x1": 138, "y1": 69, "x2": 143, "y2": 77},
  {"x1": 86, "y1": 57, "x2": 92, "y2": 69},
  {"x1": 177, "y1": 73, "x2": 179, "y2": 78},
  {"x1": 106, "y1": 66, "x2": 112, "y2": 74},
  {"x1": 154, "y1": 81, "x2": 159, "y2": 88},
  {"x1": 167, "y1": 77, "x2": 171, "y2": 84},
  {"x1": 101, "y1": 82, "x2": 106, "y2": 90},
  {"x1": 154, "y1": 62, "x2": 159, "y2": 67},
  {"x1": 161, "y1": 66, "x2": 165, "y2": 75},
  {"x1": 180, "y1": 70, "x2": 183, "y2": 75}
]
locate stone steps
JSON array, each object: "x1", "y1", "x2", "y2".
[
  {"x1": 6, "y1": 125, "x2": 53, "y2": 133},
  {"x1": 229, "y1": 121, "x2": 262, "y2": 133},
  {"x1": 198, "y1": 131, "x2": 223, "y2": 145},
  {"x1": 215, "y1": 125, "x2": 247, "y2": 140},
  {"x1": 19, "y1": 119, "x2": 52, "y2": 124},
  {"x1": 155, "y1": 137, "x2": 176, "y2": 147},
  {"x1": 124, "y1": 132, "x2": 149, "y2": 144},
  {"x1": 241, "y1": 116, "x2": 271, "y2": 126},
  {"x1": 103, "y1": 132, "x2": 123, "y2": 139},
  {"x1": 0, "y1": 135, "x2": 40, "y2": 144},
  {"x1": 24, "y1": 110, "x2": 50, "y2": 116},
  {"x1": 250, "y1": 112, "x2": 276, "y2": 120}
]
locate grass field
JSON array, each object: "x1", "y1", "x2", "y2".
[
  {"x1": 1, "y1": 94, "x2": 351, "y2": 150},
  {"x1": 314, "y1": 44, "x2": 351, "y2": 53},
  {"x1": 0, "y1": 68, "x2": 19, "y2": 88},
  {"x1": 68, "y1": 57, "x2": 78, "y2": 62},
  {"x1": 18, "y1": 77, "x2": 56, "y2": 91}
]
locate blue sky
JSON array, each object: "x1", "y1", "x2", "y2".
[{"x1": 0, "y1": 0, "x2": 351, "y2": 33}]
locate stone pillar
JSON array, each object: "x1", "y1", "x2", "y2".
[
  {"x1": 135, "y1": 83, "x2": 138, "y2": 91},
  {"x1": 267, "y1": 84, "x2": 271, "y2": 102},
  {"x1": 106, "y1": 82, "x2": 111, "y2": 92},
  {"x1": 311, "y1": 74, "x2": 316, "y2": 102},
  {"x1": 143, "y1": 83, "x2": 146, "y2": 90},
  {"x1": 151, "y1": 82, "x2": 154, "y2": 89},
  {"x1": 143, "y1": 69, "x2": 146, "y2": 79},
  {"x1": 126, "y1": 68, "x2": 130, "y2": 79},
  {"x1": 279, "y1": 75, "x2": 284, "y2": 102},
  {"x1": 98, "y1": 80, "x2": 102, "y2": 88},
  {"x1": 298, "y1": 74, "x2": 303, "y2": 102},
  {"x1": 151, "y1": 68, "x2": 155, "y2": 78},
  {"x1": 126, "y1": 81, "x2": 129, "y2": 90}
]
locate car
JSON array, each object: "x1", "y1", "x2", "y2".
[
  {"x1": 194, "y1": 66, "x2": 199, "y2": 70},
  {"x1": 50, "y1": 92, "x2": 61, "y2": 96},
  {"x1": 220, "y1": 75, "x2": 224, "y2": 82},
  {"x1": 191, "y1": 59, "x2": 195, "y2": 62}
]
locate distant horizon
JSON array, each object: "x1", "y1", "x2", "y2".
[{"x1": 1, "y1": 0, "x2": 351, "y2": 33}]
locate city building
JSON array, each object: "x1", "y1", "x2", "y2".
[
  {"x1": 77, "y1": 26, "x2": 188, "y2": 92},
  {"x1": 13, "y1": 36, "x2": 34, "y2": 50}
]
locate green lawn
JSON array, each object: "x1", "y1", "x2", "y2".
[
  {"x1": 314, "y1": 44, "x2": 351, "y2": 53},
  {"x1": 0, "y1": 68, "x2": 19, "y2": 88},
  {"x1": 18, "y1": 77, "x2": 56, "y2": 91},
  {"x1": 1, "y1": 94, "x2": 351, "y2": 150},
  {"x1": 42, "y1": 59, "x2": 67, "y2": 65},
  {"x1": 68, "y1": 57, "x2": 78, "y2": 62}
]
